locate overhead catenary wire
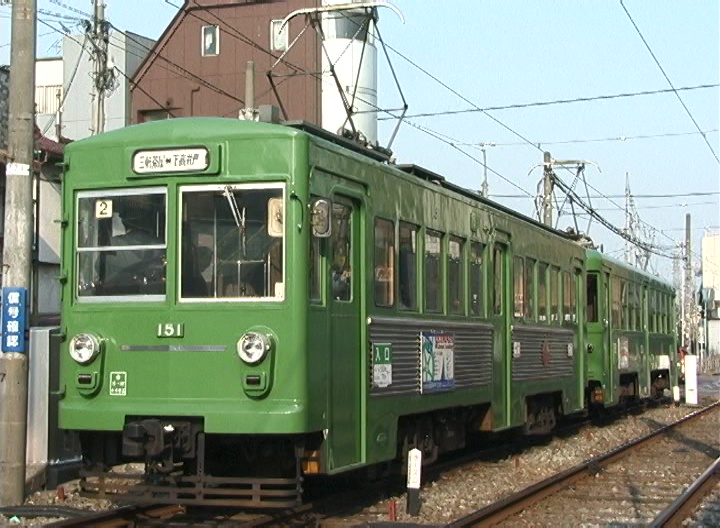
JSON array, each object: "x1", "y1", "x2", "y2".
[
  {"x1": 49, "y1": 0, "x2": 711, "y2": 266},
  {"x1": 383, "y1": 34, "x2": 704, "y2": 260},
  {"x1": 37, "y1": 20, "x2": 178, "y2": 120},
  {"x1": 377, "y1": 84, "x2": 719, "y2": 121},
  {"x1": 619, "y1": 0, "x2": 719, "y2": 164},
  {"x1": 459, "y1": 128, "x2": 719, "y2": 148},
  {"x1": 36, "y1": 20, "x2": 88, "y2": 136}
]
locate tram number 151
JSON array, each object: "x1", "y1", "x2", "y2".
[{"x1": 157, "y1": 323, "x2": 185, "y2": 338}]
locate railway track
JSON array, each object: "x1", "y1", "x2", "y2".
[{"x1": 448, "y1": 401, "x2": 720, "y2": 527}]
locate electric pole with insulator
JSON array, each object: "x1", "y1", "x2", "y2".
[
  {"x1": 91, "y1": 0, "x2": 110, "y2": 135},
  {"x1": 0, "y1": 0, "x2": 36, "y2": 507}
]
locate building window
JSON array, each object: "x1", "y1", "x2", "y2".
[
  {"x1": 202, "y1": 25, "x2": 219, "y2": 57},
  {"x1": 270, "y1": 19, "x2": 288, "y2": 52}
]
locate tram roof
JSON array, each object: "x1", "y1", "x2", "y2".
[{"x1": 66, "y1": 118, "x2": 303, "y2": 152}]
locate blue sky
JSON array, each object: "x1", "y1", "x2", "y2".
[{"x1": 2, "y1": 0, "x2": 718, "y2": 280}]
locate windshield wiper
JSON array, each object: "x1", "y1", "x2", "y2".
[
  {"x1": 223, "y1": 186, "x2": 247, "y2": 257},
  {"x1": 223, "y1": 186, "x2": 243, "y2": 228}
]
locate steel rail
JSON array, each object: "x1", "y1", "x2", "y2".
[
  {"x1": 45, "y1": 504, "x2": 184, "y2": 527},
  {"x1": 447, "y1": 401, "x2": 720, "y2": 527},
  {"x1": 649, "y1": 455, "x2": 720, "y2": 528}
]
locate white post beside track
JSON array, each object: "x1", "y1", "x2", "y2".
[
  {"x1": 684, "y1": 355, "x2": 698, "y2": 405},
  {"x1": 406, "y1": 447, "x2": 422, "y2": 516}
]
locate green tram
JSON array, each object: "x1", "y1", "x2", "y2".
[
  {"x1": 584, "y1": 250, "x2": 677, "y2": 407},
  {"x1": 58, "y1": 118, "x2": 676, "y2": 507}
]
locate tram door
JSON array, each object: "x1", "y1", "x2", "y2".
[
  {"x1": 327, "y1": 198, "x2": 362, "y2": 470},
  {"x1": 603, "y1": 270, "x2": 615, "y2": 403},
  {"x1": 490, "y1": 241, "x2": 511, "y2": 428}
]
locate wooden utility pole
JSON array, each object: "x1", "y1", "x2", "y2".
[{"x1": 0, "y1": 0, "x2": 36, "y2": 507}]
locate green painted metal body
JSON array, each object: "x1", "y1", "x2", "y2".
[
  {"x1": 584, "y1": 250, "x2": 677, "y2": 405},
  {"x1": 58, "y1": 118, "x2": 674, "y2": 479}
]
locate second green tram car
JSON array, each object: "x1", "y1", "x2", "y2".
[
  {"x1": 57, "y1": 118, "x2": 677, "y2": 507},
  {"x1": 584, "y1": 250, "x2": 677, "y2": 406}
]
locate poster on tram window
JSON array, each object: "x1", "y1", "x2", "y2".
[{"x1": 420, "y1": 332, "x2": 455, "y2": 393}]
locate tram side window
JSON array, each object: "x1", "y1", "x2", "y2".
[
  {"x1": 538, "y1": 262, "x2": 548, "y2": 322},
  {"x1": 632, "y1": 284, "x2": 644, "y2": 330},
  {"x1": 513, "y1": 256, "x2": 525, "y2": 318},
  {"x1": 648, "y1": 290, "x2": 656, "y2": 333},
  {"x1": 424, "y1": 230, "x2": 443, "y2": 313},
  {"x1": 562, "y1": 271, "x2": 572, "y2": 322},
  {"x1": 448, "y1": 236, "x2": 464, "y2": 315},
  {"x1": 525, "y1": 258, "x2": 536, "y2": 321},
  {"x1": 399, "y1": 222, "x2": 418, "y2": 310},
  {"x1": 621, "y1": 281, "x2": 629, "y2": 330},
  {"x1": 470, "y1": 242, "x2": 484, "y2": 316},
  {"x1": 331, "y1": 203, "x2": 352, "y2": 301},
  {"x1": 374, "y1": 218, "x2": 395, "y2": 307},
  {"x1": 572, "y1": 272, "x2": 578, "y2": 322},
  {"x1": 550, "y1": 266, "x2": 560, "y2": 323},
  {"x1": 493, "y1": 246, "x2": 503, "y2": 315},
  {"x1": 628, "y1": 283, "x2": 637, "y2": 331},
  {"x1": 638, "y1": 286, "x2": 645, "y2": 331},
  {"x1": 586, "y1": 272, "x2": 599, "y2": 323},
  {"x1": 611, "y1": 276, "x2": 621, "y2": 327}
]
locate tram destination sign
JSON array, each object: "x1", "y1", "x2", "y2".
[{"x1": 133, "y1": 147, "x2": 209, "y2": 174}]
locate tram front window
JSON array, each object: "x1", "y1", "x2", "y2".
[
  {"x1": 180, "y1": 184, "x2": 285, "y2": 301},
  {"x1": 76, "y1": 189, "x2": 167, "y2": 299}
]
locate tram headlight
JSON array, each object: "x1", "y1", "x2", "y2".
[
  {"x1": 69, "y1": 333, "x2": 101, "y2": 365},
  {"x1": 237, "y1": 332, "x2": 272, "y2": 365}
]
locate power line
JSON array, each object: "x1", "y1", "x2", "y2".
[
  {"x1": 35, "y1": 20, "x2": 88, "y2": 136},
  {"x1": 37, "y1": 19, "x2": 179, "y2": 121},
  {"x1": 619, "y1": 0, "x2": 719, "y2": 164},
  {"x1": 578, "y1": 200, "x2": 717, "y2": 212},
  {"x1": 378, "y1": 84, "x2": 719, "y2": 121},
  {"x1": 459, "y1": 129, "x2": 719, "y2": 148},
  {"x1": 105, "y1": 21, "x2": 243, "y2": 104},
  {"x1": 493, "y1": 190, "x2": 720, "y2": 200}
]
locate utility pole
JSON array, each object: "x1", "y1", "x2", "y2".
[
  {"x1": 684, "y1": 213, "x2": 693, "y2": 351},
  {"x1": 624, "y1": 173, "x2": 632, "y2": 264},
  {"x1": 0, "y1": 0, "x2": 36, "y2": 507},
  {"x1": 542, "y1": 151, "x2": 553, "y2": 226},
  {"x1": 91, "y1": 0, "x2": 109, "y2": 135}
]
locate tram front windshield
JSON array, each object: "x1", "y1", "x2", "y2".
[{"x1": 75, "y1": 184, "x2": 285, "y2": 302}]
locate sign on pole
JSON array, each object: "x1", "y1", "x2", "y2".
[{"x1": 1, "y1": 287, "x2": 28, "y2": 353}]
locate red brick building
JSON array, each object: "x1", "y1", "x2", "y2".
[{"x1": 131, "y1": 0, "x2": 321, "y2": 124}]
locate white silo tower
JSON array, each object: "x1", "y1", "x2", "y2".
[{"x1": 321, "y1": 0, "x2": 378, "y2": 144}]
